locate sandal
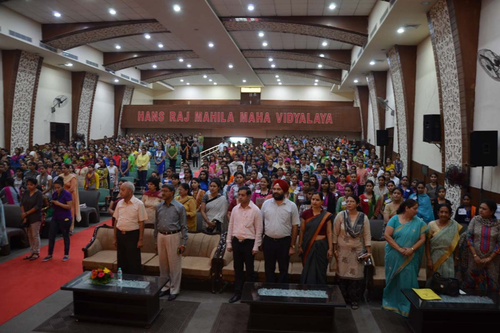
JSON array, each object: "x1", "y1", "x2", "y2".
[
  {"x1": 23, "y1": 254, "x2": 34, "y2": 260},
  {"x1": 351, "y1": 302, "x2": 359, "y2": 310},
  {"x1": 29, "y1": 254, "x2": 40, "y2": 261}
]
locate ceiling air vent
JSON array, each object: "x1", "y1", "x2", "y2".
[
  {"x1": 86, "y1": 60, "x2": 99, "y2": 68},
  {"x1": 120, "y1": 74, "x2": 130, "y2": 79},
  {"x1": 39, "y1": 42, "x2": 57, "y2": 52},
  {"x1": 9, "y1": 30, "x2": 32, "y2": 43},
  {"x1": 62, "y1": 51, "x2": 78, "y2": 60}
]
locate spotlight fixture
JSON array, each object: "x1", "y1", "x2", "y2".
[
  {"x1": 242, "y1": 79, "x2": 247, "y2": 83},
  {"x1": 64, "y1": 63, "x2": 73, "y2": 67},
  {"x1": 187, "y1": 64, "x2": 192, "y2": 68},
  {"x1": 179, "y1": 58, "x2": 184, "y2": 62},
  {"x1": 115, "y1": 45, "x2": 121, "y2": 49},
  {"x1": 109, "y1": 8, "x2": 116, "y2": 15},
  {"x1": 180, "y1": 79, "x2": 184, "y2": 82},
  {"x1": 53, "y1": 11, "x2": 61, "y2": 17},
  {"x1": 271, "y1": 64, "x2": 276, "y2": 68},
  {"x1": 275, "y1": 75, "x2": 279, "y2": 78},
  {"x1": 114, "y1": 79, "x2": 119, "y2": 83},
  {"x1": 173, "y1": 4, "x2": 181, "y2": 12},
  {"x1": 369, "y1": 60, "x2": 376, "y2": 66},
  {"x1": 322, "y1": 41, "x2": 328, "y2": 46},
  {"x1": 208, "y1": 42, "x2": 214, "y2": 48},
  {"x1": 268, "y1": 57, "x2": 273, "y2": 62},
  {"x1": 203, "y1": 75, "x2": 207, "y2": 78},
  {"x1": 314, "y1": 83, "x2": 318, "y2": 86},
  {"x1": 258, "y1": 32, "x2": 265, "y2": 37},
  {"x1": 319, "y1": 54, "x2": 325, "y2": 58},
  {"x1": 277, "y1": 79, "x2": 281, "y2": 82},
  {"x1": 329, "y1": 3, "x2": 336, "y2": 10},
  {"x1": 158, "y1": 43, "x2": 164, "y2": 48},
  {"x1": 152, "y1": 64, "x2": 157, "y2": 68},
  {"x1": 186, "y1": 82, "x2": 190, "y2": 85},
  {"x1": 317, "y1": 64, "x2": 323, "y2": 68},
  {"x1": 278, "y1": 82, "x2": 282, "y2": 85},
  {"x1": 247, "y1": 4, "x2": 254, "y2": 11},
  {"x1": 228, "y1": 64, "x2": 233, "y2": 68},
  {"x1": 262, "y1": 41, "x2": 268, "y2": 47},
  {"x1": 354, "y1": 79, "x2": 359, "y2": 83},
  {"x1": 314, "y1": 79, "x2": 319, "y2": 82},
  {"x1": 133, "y1": 54, "x2": 138, "y2": 57},
  {"x1": 144, "y1": 34, "x2": 151, "y2": 39},
  {"x1": 213, "y1": 82, "x2": 217, "y2": 85},
  {"x1": 397, "y1": 27, "x2": 405, "y2": 34},
  {"x1": 209, "y1": 79, "x2": 213, "y2": 82}
]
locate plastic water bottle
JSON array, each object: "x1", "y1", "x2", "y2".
[{"x1": 117, "y1": 268, "x2": 123, "y2": 282}]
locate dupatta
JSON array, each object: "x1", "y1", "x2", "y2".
[
  {"x1": 429, "y1": 220, "x2": 462, "y2": 276},
  {"x1": 205, "y1": 195, "x2": 228, "y2": 224}
]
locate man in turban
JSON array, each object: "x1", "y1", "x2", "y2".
[{"x1": 260, "y1": 179, "x2": 300, "y2": 283}]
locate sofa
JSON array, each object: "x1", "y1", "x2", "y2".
[
  {"x1": 2, "y1": 204, "x2": 29, "y2": 255},
  {"x1": 82, "y1": 225, "x2": 222, "y2": 290}
]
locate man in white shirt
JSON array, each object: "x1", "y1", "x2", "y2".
[
  {"x1": 261, "y1": 179, "x2": 300, "y2": 283},
  {"x1": 226, "y1": 186, "x2": 263, "y2": 303}
]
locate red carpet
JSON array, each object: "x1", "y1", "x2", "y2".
[{"x1": 0, "y1": 220, "x2": 110, "y2": 325}]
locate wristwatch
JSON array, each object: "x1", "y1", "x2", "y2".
[{"x1": 290, "y1": 245, "x2": 296, "y2": 249}]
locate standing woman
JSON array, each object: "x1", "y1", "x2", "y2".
[
  {"x1": 425, "y1": 173, "x2": 443, "y2": 201},
  {"x1": 251, "y1": 176, "x2": 272, "y2": 208},
  {"x1": 96, "y1": 159, "x2": 109, "y2": 189},
  {"x1": 190, "y1": 178, "x2": 206, "y2": 210},
  {"x1": 457, "y1": 200, "x2": 500, "y2": 293},
  {"x1": 454, "y1": 193, "x2": 478, "y2": 229},
  {"x1": 309, "y1": 175, "x2": 319, "y2": 192},
  {"x1": 335, "y1": 173, "x2": 348, "y2": 197},
  {"x1": 319, "y1": 178, "x2": 336, "y2": 214},
  {"x1": 43, "y1": 178, "x2": 73, "y2": 262},
  {"x1": 382, "y1": 199, "x2": 428, "y2": 317},
  {"x1": 298, "y1": 192, "x2": 333, "y2": 284},
  {"x1": 21, "y1": 178, "x2": 44, "y2": 261},
  {"x1": 200, "y1": 179, "x2": 228, "y2": 233},
  {"x1": 176, "y1": 183, "x2": 197, "y2": 232},
  {"x1": 141, "y1": 177, "x2": 162, "y2": 227},
  {"x1": 425, "y1": 204, "x2": 462, "y2": 279},
  {"x1": 155, "y1": 143, "x2": 166, "y2": 182},
  {"x1": 61, "y1": 164, "x2": 80, "y2": 233},
  {"x1": 180, "y1": 139, "x2": 190, "y2": 164},
  {"x1": 431, "y1": 187, "x2": 451, "y2": 220},
  {"x1": 359, "y1": 180, "x2": 381, "y2": 219},
  {"x1": 288, "y1": 174, "x2": 301, "y2": 203},
  {"x1": 84, "y1": 164, "x2": 99, "y2": 190},
  {"x1": 383, "y1": 188, "x2": 403, "y2": 225},
  {"x1": 410, "y1": 181, "x2": 434, "y2": 223},
  {"x1": 107, "y1": 159, "x2": 119, "y2": 193},
  {"x1": 333, "y1": 195, "x2": 371, "y2": 309},
  {"x1": 120, "y1": 152, "x2": 130, "y2": 178}
]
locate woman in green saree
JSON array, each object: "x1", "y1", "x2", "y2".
[
  {"x1": 425, "y1": 204, "x2": 462, "y2": 279},
  {"x1": 383, "y1": 199, "x2": 428, "y2": 317},
  {"x1": 298, "y1": 192, "x2": 334, "y2": 285}
]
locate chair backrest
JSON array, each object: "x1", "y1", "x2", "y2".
[
  {"x1": 98, "y1": 188, "x2": 110, "y2": 204},
  {"x1": 4, "y1": 204, "x2": 23, "y2": 228},
  {"x1": 95, "y1": 226, "x2": 116, "y2": 251},
  {"x1": 370, "y1": 219, "x2": 385, "y2": 241},
  {"x1": 79, "y1": 190, "x2": 100, "y2": 211},
  {"x1": 371, "y1": 241, "x2": 386, "y2": 267},
  {"x1": 184, "y1": 232, "x2": 220, "y2": 258}
]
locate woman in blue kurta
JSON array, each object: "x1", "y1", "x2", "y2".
[
  {"x1": 382, "y1": 199, "x2": 428, "y2": 317},
  {"x1": 410, "y1": 181, "x2": 434, "y2": 223}
]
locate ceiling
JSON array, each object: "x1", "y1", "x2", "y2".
[{"x1": 0, "y1": 0, "x2": 434, "y2": 91}]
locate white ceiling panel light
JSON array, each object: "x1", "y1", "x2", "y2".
[
  {"x1": 187, "y1": 64, "x2": 192, "y2": 68},
  {"x1": 258, "y1": 32, "x2": 265, "y2": 37},
  {"x1": 314, "y1": 83, "x2": 318, "y2": 85},
  {"x1": 268, "y1": 57, "x2": 273, "y2": 62},
  {"x1": 271, "y1": 64, "x2": 276, "y2": 68},
  {"x1": 114, "y1": 79, "x2": 119, "y2": 83},
  {"x1": 319, "y1": 54, "x2": 325, "y2": 58},
  {"x1": 275, "y1": 75, "x2": 279, "y2": 78},
  {"x1": 178, "y1": 58, "x2": 184, "y2": 62},
  {"x1": 53, "y1": 11, "x2": 61, "y2": 18},
  {"x1": 369, "y1": 60, "x2": 376, "y2": 66},
  {"x1": 317, "y1": 64, "x2": 323, "y2": 68},
  {"x1": 180, "y1": 79, "x2": 184, "y2": 82},
  {"x1": 109, "y1": 8, "x2": 117, "y2": 15},
  {"x1": 144, "y1": 34, "x2": 151, "y2": 39},
  {"x1": 397, "y1": 27, "x2": 405, "y2": 34},
  {"x1": 277, "y1": 79, "x2": 281, "y2": 82},
  {"x1": 209, "y1": 79, "x2": 213, "y2": 82},
  {"x1": 322, "y1": 41, "x2": 328, "y2": 46},
  {"x1": 278, "y1": 82, "x2": 282, "y2": 85},
  {"x1": 64, "y1": 63, "x2": 73, "y2": 67},
  {"x1": 314, "y1": 79, "x2": 319, "y2": 82},
  {"x1": 173, "y1": 4, "x2": 181, "y2": 12},
  {"x1": 213, "y1": 82, "x2": 217, "y2": 85},
  {"x1": 152, "y1": 64, "x2": 157, "y2": 68},
  {"x1": 115, "y1": 45, "x2": 121, "y2": 49},
  {"x1": 158, "y1": 43, "x2": 164, "y2": 48},
  {"x1": 329, "y1": 3, "x2": 337, "y2": 10},
  {"x1": 186, "y1": 82, "x2": 190, "y2": 85},
  {"x1": 354, "y1": 79, "x2": 359, "y2": 83},
  {"x1": 203, "y1": 75, "x2": 207, "y2": 78},
  {"x1": 208, "y1": 42, "x2": 214, "y2": 48},
  {"x1": 247, "y1": 4, "x2": 255, "y2": 11},
  {"x1": 228, "y1": 64, "x2": 233, "y2": 68},
  {"x1": 262, "y1": 41, "x2": 268, "y2": 47},
  {"x1": 242, "y1": 79, "x2": 247, "y2": 83}
]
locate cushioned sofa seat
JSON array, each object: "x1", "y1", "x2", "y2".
[{"x1": 82, "y1": 251, "x2": 118, "y2": 271}]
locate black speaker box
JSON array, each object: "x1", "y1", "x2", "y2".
[
  {"x1": 423, "y1": 115, "x2": 441, "y2": 143},
  {"x1": 470, "y1": 131, "x2": 498, "y2": 167},
  {"x1": 377, "y1": 130, "x2": 389, "y2": 146}
]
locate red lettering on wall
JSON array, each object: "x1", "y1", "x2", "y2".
[
  {"x1": 314, "y1": 113, "x2": 321, "y2": 124},
  {"x1": 203, "y1": 112, "x2": 210, "y2": 122},
  {"x1": 138, "y1": 111, "x2": 144, "y2": 121},
  {"x1": 195, "y1": 112, "x2": 202, "y2": 122},
  {"x1": 264, "y1": 112, "x2": 271, "y2": 123},
  {"x1": 158, "y1": 111, "x2": 165, "y2": 122},
  {"x1": 227, "y1": 112, "x2": 234, "y2": 122},
  {"x1": 184, "y1": 111, "x2": 190, "y2": 122},
  {"x1": 326, "y1": 113, "x2": 333, "y2": 124},
  {"x1": 307, "y1": 113, "x2": 312, "y2": 124},
  {"x1": 210, "y1": 112, "x2": 217, "y2": 122},
  {"x1": 151, "y1": 111, "x2": 158, "y2": 122},
  {"x1": 248, "y1": 112, "x2": 255, "y2": 123},
  {"x1": 299, "y1": 113, "x2": 306, "y2": 123},
  {"x1": 145, "y1": 112, "x2": 151, "y2": 121},
  {"x1": 276, "y1": 113, "x2": 283, "y2": 123},
  {"x1": 170, "y1": 112, "x2": 176, "y2": 122},
  {"x1": 240, "y1": 112, "x2": 248, "y2": 123},
  {"x1": 294, "y1": 113, "x2": 300, "y2": 123},
  {"x1": 320, "y1": 113, "x2": 327, "y2": 123},
  {"x1": 286, "y1": 113, "x2": 293, "y2": 123}
]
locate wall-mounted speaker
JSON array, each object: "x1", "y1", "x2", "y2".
[
  {"x1": 377, "y1": 130, "x2": 389, "y2": 146},
  {"x1": 470, "y1": 131, "x2": 498, "y2": 167},
  {"x1": 423, "y1": 115, "x2": 441, "y2": 143}
]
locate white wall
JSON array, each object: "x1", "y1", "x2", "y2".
[
  {"x1": 367, "y1": 98, "x2": 375, "y2": 146},
  {"x1": 154, "y1": 86, "x2": 240, "y2": 100},
  {"x1": 0, "y1": 51, "x2": 4, "y2": 148},
  {"x1": 0, "y1": 6, "x2": 42, "y2": 43},
  {"x1": 261, "y1": 86, "x2": 353, "y2": 101},
  {"x1": 471, "y1": 0, "x2": 500, "y2": 193},
  {"x1": 413, "y1": 36, "x2": 442, "y2": 172},
  {"x1": 385, "y1": 71, "x2": 398, "y2": 152},
  {"x1": 132, "y1": 88, "x2": 154, "y2": 105},
  {"x1": 90, "y1": 81, "x2": 115, "y2": 140},
  {"x1": 33, "y1": 64, "x2": 72, "y2": 144}
]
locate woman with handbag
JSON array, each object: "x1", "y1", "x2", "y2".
[
  {"x1": 457, "y1": 199, "x2": 500, "y2": 293},
  {"x1": 425, "y1": 204, "x2": 463, "y2": 280},
  {"x1": 333, "y1": 195, "x2": 371, "y2": 310},
  {"x1": 383, "y1": 199, "x2": 428, "y2": 317}
]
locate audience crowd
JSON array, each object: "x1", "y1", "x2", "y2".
[{"x1": 0, "y1": 132, "x2": 498, "y2": 315}]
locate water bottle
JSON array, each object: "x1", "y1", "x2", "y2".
[{"x1": 117, "y1": 268, "x2": 123, "y2": 282}]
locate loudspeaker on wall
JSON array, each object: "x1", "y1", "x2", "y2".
[
  {"x1": 423, "y1": 115, "x2": 441, "y2": 143},
  {"x1": 470, "y1": 131, "x2": 498, "y2": 167},
  {"x1": 377, "y1": 130, "x2": 389, "y2": 146}
]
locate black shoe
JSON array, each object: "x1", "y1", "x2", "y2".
[
  {"x1": 229, "y1": 294, "x2": 241, "y2": 303},
  {"x1": 159, "y1": 290, "x2": 170, "y2": 298},
  {"x1": 168, "y1": 294, "x2": 178, "y2": 301}
]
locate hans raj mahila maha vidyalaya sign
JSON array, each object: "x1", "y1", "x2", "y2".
[{"x1": 121, "y1": 105, "x2": 361, "y2": 132}]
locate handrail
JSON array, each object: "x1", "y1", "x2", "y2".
[{"x1": 200, "y1": 145, "x2": 219, "y2": 162}]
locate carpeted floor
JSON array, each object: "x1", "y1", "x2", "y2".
[
  {"x1": 33, "y1": 300, "x2": 200, "y2": 333},
  {"x1": 0, "y1": 220, "x2": 109, "y2": 325},
  {"x1": 370, "y1": 309, "x2": 411, "y2": 333},
  {"x1": 210, "y1": 303, "x2": 359, "y2": 333}
]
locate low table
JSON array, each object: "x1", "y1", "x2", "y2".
[
  {"x1": 402, "y1": 289, "x2": 500, "y2": 333},
  {"x1": 61, "y1": 271, "x2": 169, "y2": 327},
  {"x1": 241, "y1": 282, "x2": 346, "y2": 333}
]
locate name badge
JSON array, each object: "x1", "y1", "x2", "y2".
[
  {"x1": 294, "y1": 189, "x2": 299, "y2": 194},
  {"x1": 341, "y1": 201, "x2": 346, "y2": 206},
  {"x1": 406, "y1": 189, "x2": 410, "y2": 192},
  {"x1": 458, "y1": 208, "x2": 467, "y2": 215},
  {"x1": 385, "y1": 199, "x2": 392, "y2": 204},
  {"x1": 255, "y1": 190, "x2": 261, "y2": 193},
  {"x1": 363, "y1": 199, "x2": 369, "y2": 202},
  {"x1": 298, "y1": 195, "x2": 304, "y2": 201}
]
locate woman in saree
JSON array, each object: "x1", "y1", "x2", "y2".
[
  {"x1": 200, "y1": 179, "x2": 228, "y2": 233},
  {"x1": 60, "y1": 164, "x2": 80, "y2": 233},
  {"x1": 190, "y1": 178, "x2": 206, "y2": 210},
  {"x1": 383, "y1": 199, "x2": 428, "y2": 317},
  {"x1": 457, "y1": 199, "x2": 500, "y2": 293},
  {"x1": 298, "y1": 192, "x2": 333, "y2": 285},
  {"x1": 142, "y1": 177, "x2": 162, "y2": 227},
  {"x1": 359, "y1": 180, "x2": 381, "y2": 219},
  {"x1": 425, "y1": 204, "x2": 462, "y2": 280},
  {"x1": 84, "y1": 164, "x2": 99, "y2": 190},
  {"x1": 176, "y1": 183, "x2": 197, "y2": 232},
  {"x1": 333, "y1": 195, "x2": 371, "y2": 309},
  {"x1": 409, "y1": 181, "x2": 434, "y2": 223}
]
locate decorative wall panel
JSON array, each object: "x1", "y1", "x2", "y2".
[
  {"x1": 72, "y1": 72, "x2": 98, "y2": 141},
  {"x1": 115, "y1": 85, "x2": 135, "y2": 136},
  {"x1": 366, "y1": 72, "x2": 387, "y2": 158}
]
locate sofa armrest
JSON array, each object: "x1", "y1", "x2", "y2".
[
  {"x1": 221, "y1": 248, "x2": 233, "y2": 267},
  {"x1": 82, "y1": 225, "x2": 110, "y2": 258}
]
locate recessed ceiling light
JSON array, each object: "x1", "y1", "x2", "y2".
[
  {"x1": 314, "y1": 79, "x2": 319, "y2": 82},
  {"x1": 397, "y1": 27, "x2": 405, "y2": 34},
  {"x1": 144, "y1": 34, "x2": 151, "y2": 39},
  {"x1": 64, "y1": 63, "x2": 73, "y2": 67},
  {"x1": 114, "y1": 79, "x2": 119, "y2": 83},
  {"x1": 275, "y1": 75, "x2": 279, "y2": 78},
  {"x1": 278, "y1": 82, "x2": 282, "y2": 85},
  {"x1": 133, "y1": 54, "x2": 138, "y2": 57},
  {"x1": 317, "y1": 64, "x2": 323, "y2": 68},
  {"x1": 319, "y1": 54, "x2": 325, "y2": 58},
  {"x1": 258, "y1": 32, "x2": 265, "y2": 37},
  {"x1": 271, "y1": 64, "x2": 276, "y2": 68},
  {"x1": 109, "y1": 8, "x2": 116, "y2": 15},
  {"x1": 208, "y1": 42, "x2": 214, "y2": 48},
  {"x1": 115, "y1": 45, "x2": 121, "y2": 49},
  {"x1": 158, "y1": 43, "x2": 164, "y2": 48},
  {"x1": 203, "y1": 75, "x2": 207, "y2": 78},
  {"x1": 322, "y1": 41, "x2": 328, "y2": 46},
  {"x1": 242, "y1": 79, "x2": 247, "y2": 83},
  {"x1": 354, "y1": 79, "x2": 359, "y2": 83},
  {"x1": 314, "y1": 83, "x2": 318, "y2": 85},
  {"x1": 370, "y1": 60, "x2": 376, "y2": 65},
  {"x1": 173, "y1": 4, "x2": 181, "y2": 12},
  {"x1": 209, "y1": 79, "x2": 213, "y2": 82},
  {"x1": 179, "y1": 58, "x2": 184, "y2": 62},
  {"x1": 187, "y1": 64, "x2": 192, "y2": 68},
  {"x1": 228, "y1": 64, "x2": 233, "y2": 68},
  {"x1": 262, "y1": 41, "x2": 268, "y2": 47},
  {"x1": 277, "y1": 79, "x2": 281, "y2": 82},
  {"x1": 268, "y1": 58, "x2": 274, "y2": 62},
  {"x1": 213, "y1": 82, "x2": 217, "y2": 85},
  {"x1": 152, "y1": 64, "x2": 157, "y2": 68},
  {"x1": 180, "y1": 79, "x2": 184, "y2": 82},
  {"x1": 53, "y1": 11, "x2": 61, "y2": 18},
  {"x1": 329, "y1": 3, "x2": 336, "y2": 10},
  {"x1": 247, "y1": 4, "x2": 254, "y2": 11},
  {"x1": 186, "y1": 82, "x2": 190, "y2": 85}
]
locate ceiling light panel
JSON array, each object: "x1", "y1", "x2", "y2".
[
  {"x1": 256, "y1": 74, "x2": 331, "y2": 86},
  {"x1": 247, "y1": 58, "x2": 334, "y2": 70},
  {"x1": 136, "y1": 58, "x2": 212, "y2": 70},
  {"x1": 89, "y1": 33, "x2": 190, "y2": 53}
]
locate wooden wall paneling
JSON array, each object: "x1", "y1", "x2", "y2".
[
  {"x1": 71, "y1": 72, "x2": 85, "y2": 137},
  {"x1": 114, "y1": 85, "x2": 126, "y2": 137},
  {"x1": 1, "y1": 50, "x2": 21, "y2": 152},
  {"x1": 71, "y1": 72, "x2": 99, "y2": 141},
  {"x1": 355, "y1": 86, "x2": 369, "y2": 140}
]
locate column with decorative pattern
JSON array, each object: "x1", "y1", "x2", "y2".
[
  {"x1": 354, "y1": 86, "x2": 369, "y2": 141},
  {"x1": 71, "y1": 72, "x2": 99, "y2": 141},
  {"x1": 114, "y1": 85, "x2": 135, "y2": 136},
  {"x1": 366, "y1": 72, "x2": 387, "y2": 158},
  {"x1": 2, "y1": 50, "x2": 43, "y2": 153}
]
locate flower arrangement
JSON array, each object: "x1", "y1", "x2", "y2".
[{"x1": 90, "y1": 267, "x2": 113, "y2": 285}]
